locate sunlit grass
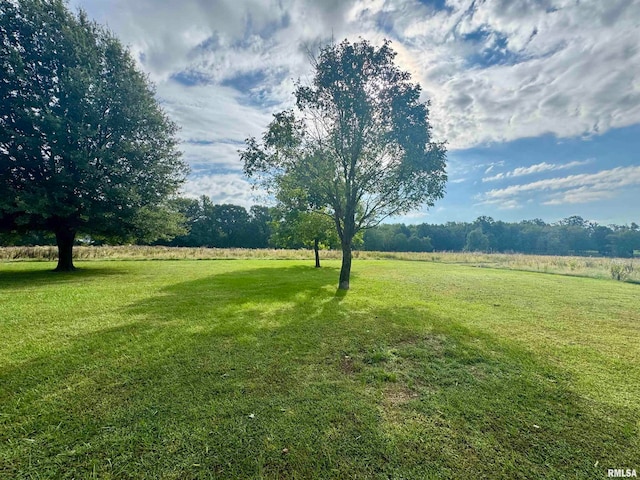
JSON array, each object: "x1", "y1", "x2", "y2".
[{"x1": 0, "y1": 259, "x2": 638, "y2": 478}]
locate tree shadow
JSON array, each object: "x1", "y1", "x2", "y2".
[
  {"x1": 1, "y1": 264, "x2": 637, "y2": 478},
  {"x1": 0, "y1": 265, "x2": 126, "y2": 290},
  {"x1": 333, "y1": 287, "x2": 348, "y2": 301},
  {"x1": 123, "y1": 264, "x2": 345, "y2": 324}
]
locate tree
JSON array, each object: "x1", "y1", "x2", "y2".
[
  {"x1": 208, "y1": 204, "x2": 251, "y2": 248},
  {"x1": 407, "y1": 234, "x2": 433, "y2": 252},
  {"x1": 590, "y1": 224, "x2": 613, "y2": 256},
  {"x1": 266, "y1": 165, "x2": 339, "y2": 266},
  {"x1": 0, "y1": 0, "x2": 188, "y2": 270},
  {"x1": 558, "y1": 216, "x2": 587, "y2": 228},
  {"x1": 465, "y1": 227, "x2": 489, "y2": 252},
  {"x1": 161, "y1": 196, "x2": 209, "y2": 247},
  {"x1": 295, "y1": 211, "x2": 339, "y2": 267},
  {"x1": 241, "y1": 39, "x2": 447, "y2": 289},
  {"x1": 608, "y1": 229, "x2": 640, "y2": 258},
  {"x1": 246, "y1": 205, "x2": 273, "y2": 248}
]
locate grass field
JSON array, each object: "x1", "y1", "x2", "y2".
[
  {"x1": 2, "y1": 245, "x2": 639, "y2": 283},
  {"x1": 1, "y1": 258, "x2": 638, "y2": 478}
]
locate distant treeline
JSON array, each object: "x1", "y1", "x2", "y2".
[
  {"x1": 2, "y1": 197, "x2": 639, "y2": 258},
  {"x1": 362, "y1": 216, "x2": 640, "y2": 258}
]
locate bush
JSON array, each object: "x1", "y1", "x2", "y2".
[{"x1": 610, "y1": 261, "x2": 634, "y2": 281}]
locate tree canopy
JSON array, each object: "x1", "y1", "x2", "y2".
[
  {"x1": 161, "y1": 197, "x2": 273, "y2": 249},
  {"x1": 0, "y1": 0, "x2": 188, "y2": 270},
  {"x1": 241, "y1": 39, "x2": 447, "y2": 289},
  {"x1": 271, "y1": 208, "x2": 339, "y2": 268}
]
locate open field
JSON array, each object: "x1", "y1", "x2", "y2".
[
  {"x1": 1, "y1": 259, "x2": 639, "y2": 478},
  {"x1": 2, "y1": 245, "x2": 639, "y2": 283}
]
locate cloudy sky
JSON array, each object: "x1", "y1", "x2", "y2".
[{"x1": 69, "y1": 0, "x2": 640, "y2": 225}]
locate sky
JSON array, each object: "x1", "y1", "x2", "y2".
[{"x1": 68, "y1": 0, "x2": 640, "y2": 226}]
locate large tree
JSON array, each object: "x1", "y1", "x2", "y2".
[
  {"x1": 241, "y1": 39, "x2": 447, "y2": 289},
  {"x1": 0, "y1": 0, "x2": 188, "y2": 270}
]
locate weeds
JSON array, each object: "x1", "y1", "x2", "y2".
[{"x1": 611, "y1": 261, "x2": 634, "y2": 281}]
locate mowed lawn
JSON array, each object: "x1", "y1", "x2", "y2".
[{"x1": 0, "y1": 259, "x2": 638, "y2": 479}]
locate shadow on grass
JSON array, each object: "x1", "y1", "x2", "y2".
[
  {"x1": 1, "y1": 264, "x2": 637, "y2": 478},
  {"x1": 333, "y1": 288, "x2": 348, "y2": 301},
  {"x1": 0, "y1": 265, "x2": 126, "y2": 290}
]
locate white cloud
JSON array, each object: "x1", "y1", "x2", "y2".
[
  {"x1": 68, "y1": 0, "x2": 640, "y2": 217},
  {"x1": 478, "y1": 165, "x2": 640, "y2": 208},
  {"x1": 157, "y1": 81, "x2": 273, "y2": 144},
  {"x1": 182, "y1": 173, "x2": 265, "y2": 208},
  {"x1": 400, "y1": 0, "x2": 640, "y2": 148},
  {"x1": 482, "y1": 159, "x2": 592, "y2": 182},
  {"x1": 70, "y1": 0, "x2": 640, "y2": 152},
  {"x1": 542, "y1": 188, "x2": 616, "y2": 206}
]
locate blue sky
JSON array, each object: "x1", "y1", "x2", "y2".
[{"x1": 70, "y1": 0, "x2": 640, "y2": 225}]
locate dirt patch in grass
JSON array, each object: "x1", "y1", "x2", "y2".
[
  {"x1": 383, "y1": 383, "x2": 418, "y2": 408},
  {"x1": 340, "y1": 354, "x2": 357, "y2": 375}
]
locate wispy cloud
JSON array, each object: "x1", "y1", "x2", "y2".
[
  {"x1": 482, "y1": 159, "x2": 592, "y2": 182},
  {"x1": 542, "y1": 188, "x2": 616, "y2": 206},
  {"x1": 478, "y1": 165, "x2": 640, "y2": 208}
]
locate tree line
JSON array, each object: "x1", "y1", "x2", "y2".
[
  {"x1": 4, "y1": 201, "x2": 638, "y2": 259},
  {"x1": 362, "y1": 216, "x2": 640, "y2": 258}
]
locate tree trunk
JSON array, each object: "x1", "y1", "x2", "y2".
[
  {"x1": 54, "y1": 226, "x2": 76, "y2": 271},
  {"x1": 338, "y1": 241, "x2": 352, "y2": 290},
  {"x1": 314, "y1": 238, "x2": 320, "y2": 268}
]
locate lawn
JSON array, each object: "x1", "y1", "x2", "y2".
[{"x1": 0, "y1": 259, "x2": 638, "y2": 478}]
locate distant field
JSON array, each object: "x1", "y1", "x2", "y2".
[
  {"x1": 2, "y1": 245, "x2": 639, "y2": 283},
  {"x1": 1, "y1": 259, "x2": 638, "y2": 478}
]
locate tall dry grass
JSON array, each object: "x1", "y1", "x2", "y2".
[{"x1": 1, "y1": 246, "x2": 638, "y2": 282}]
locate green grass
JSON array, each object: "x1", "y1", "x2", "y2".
[{"x1": 0, "y1": 259, "x2": 638, "y2": 478}]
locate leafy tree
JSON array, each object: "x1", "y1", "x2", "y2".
[
  {"x1": 465, "y1": 227, "x2": 490, "y2": 252},
  {"x1": 161, "y1": 198, "x2": 272, "y2": 248},
  {"x1": 360, "y1": 216, "x2": 637, "y2": 257},
  {"x1": 161, "y1": 197, "x2": 209, "y2": 247},
  {"x1": 424, "y1": 222, "x2": 467, "y2": 251},
  {"x1": 266, "y1": 164, "x2": 339, "y2": 266},
  {"x1": 608, "y1": 229, "x2": 640, "y2": 258},
  {"x1": 363, "y1": 225, "x2": 391, "y2": 251},
  {"x1": 537, "y1": 229, "x2": 567, "y2": 255},
  {"x1": 560, "y1": 225, "x2": 593, "y2": 254},
  {"x1": 407, "y1": 234, "x2": 432, "y2": 252},
  {"x1": 241, "y1": 39, "x2": 447, "y2": 289},
  {"x1": 0, "y1": 0, "x2": 188, "y2": 270},
  {"x1": 272, "y1": 210, "x2": 338, "y2": 267},
  {"x1": 208, "y1": 204, "x2": 250, "y2": 248},
  {"x1": 590, "y1": 224, "x2": 613, "y2": 256},
  {"x1": 0, "y1": 230, "x2": 55, "y2": 247},
  {"x1": 246, "y1": 205, "x2": 273, "y2": 248},
  {"x1": 392, "y1": 232, "x2": 409, "y2": 252},
  {"x1": 558, "y1": 216, "x2": 587, "y2": 228}
]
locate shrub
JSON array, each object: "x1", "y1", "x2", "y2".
[{"x1": 610, "y1": 261, "x2": 634, "y2": 281}]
